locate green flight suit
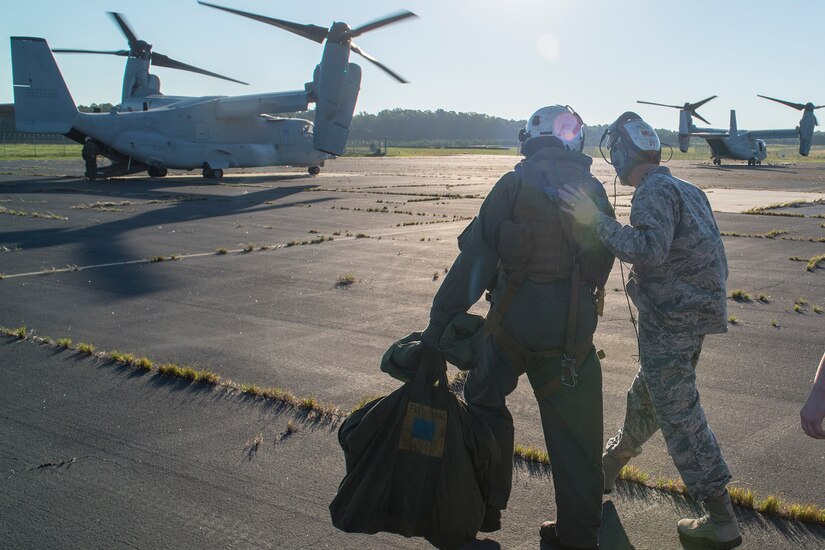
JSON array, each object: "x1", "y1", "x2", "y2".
[{"x1": 424, "y1": 146, "x2": 615, "y2": 548}]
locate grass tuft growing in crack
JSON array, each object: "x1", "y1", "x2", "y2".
[
  {"x1": 729, "y1": 487, "x2": 755, "y2": 508},
  {"x1": 756, "y1": 495, "x2": 785, "y2": 514},
  {"x1": 807, "y1": 254, "x2": 825, "y2": 272},
  {"x1": 77, "y1": 342, "x2": 95, "y2": 355},
  {"x1": 334, "y1": 273, "x2": 356, "y2": 288},
  {"x1": 514, "y1": 444, "x2": 550, "y2": 464},
  {"x1": 1, "y1": 325, "x2": 28, "y2": 339}
]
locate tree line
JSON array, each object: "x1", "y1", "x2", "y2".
[{"x1": 2, "y1": 103, "x2": 823, "y2": 148}]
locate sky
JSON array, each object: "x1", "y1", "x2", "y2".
[{"x1": 2, "y1": 0, "x2": 824, "y2": 131}]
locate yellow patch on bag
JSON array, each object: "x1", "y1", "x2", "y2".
[{"x1": 399, "y1": 401, "x2": 448, "y2": 458}]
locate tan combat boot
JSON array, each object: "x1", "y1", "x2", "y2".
[
  {"x1": 602, "y1": 451, "x2": 629, "y2": 495},
  {"x1": 677, "y1": 490, "x2": 742, "y2": 549}
]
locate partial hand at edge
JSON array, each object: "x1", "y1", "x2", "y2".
[{"x1": 801, "y1": 385, "x2": 825, "y2": 439}]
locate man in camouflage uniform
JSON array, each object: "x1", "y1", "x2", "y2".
[
  {"x1": 559, "y1": 112, "x2": 741, "y2": 549},
  {"x1": 423, "y1": 105, "x2": 615, "y2": 549}
]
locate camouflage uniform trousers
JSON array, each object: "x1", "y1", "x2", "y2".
[{"x1": 604, "y1": 321, "x2": 731, "y2": 502}]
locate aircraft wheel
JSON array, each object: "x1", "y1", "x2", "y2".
[
  {"x1": 757, "y1": 160, "x2": 762, "y2": 165},
  {"x1": 203, "y1": 167, "x2": 214, "y2": 179},
  {"x1": 148, "y1": 167, "x2": 168, "y2": 178},
  {"x1": 308, "y1": 166, "x2": 321, "y2": 175},
  {"x1": 213, "y1": 169, "x2": 223, "y2": 179}
]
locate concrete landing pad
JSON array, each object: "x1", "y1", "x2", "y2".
[{"x1": 2, "y1": 157, "x2": 825, "y2": 548}]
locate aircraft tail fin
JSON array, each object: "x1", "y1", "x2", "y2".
[
  {"x1": 11, "y1": 37, "x2": 77, "y2": 133},
  {"x1": 729, "y1": 110, "x2": 738, "y2": 136}
]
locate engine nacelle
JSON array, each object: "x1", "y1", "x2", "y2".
[
  {"x1": 799, "y1": 110, "x2": 816, "y2": 156},
  {"x1": 677, "y1": 110, "x2": 692, "y2": 152},
  {"x1": 678, "y1": 134, "x2": 691, "y2": 153},
  {"x1": 312, "y1": 40, "x2": 361, "y2": 156}
]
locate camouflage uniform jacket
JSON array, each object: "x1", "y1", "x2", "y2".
[
  {"x1": 594, "y1": 166, "x2": 728, "y2": 335},
  {"x1": 425, "y1": 147, "x2": 615, "y2": 347}
]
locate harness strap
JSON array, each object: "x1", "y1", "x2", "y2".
[{"x1": 564, "y1": 263, "x2": 580, "y2": 359}]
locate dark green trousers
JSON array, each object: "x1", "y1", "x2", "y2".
[{"x1": 463, "y1": 336, "x2": 603, "y2": 548}]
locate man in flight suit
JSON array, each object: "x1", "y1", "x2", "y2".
[
  {"x1": 559, "y1": 112, "x2": 741, "y2": 549},
  {"x1": 82, "y1": 137, "x2": 100, "y2": 181},
  {"x1": 423, "y1": 105, "x2": 615, "y2": 549}
]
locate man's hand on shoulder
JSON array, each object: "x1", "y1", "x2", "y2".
[{"x1": 559, "y1": 186, "x2": 600, "y2": 227}]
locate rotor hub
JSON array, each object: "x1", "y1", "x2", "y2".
[
  {"x1": 131, "y1": 40, "x2": 152, "y2": 60},
  {"x1": 327, "y1": 22, "x2": 352, "y2": 43}
]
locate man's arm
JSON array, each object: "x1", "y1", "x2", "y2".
[
  {"x1": 422, "y1": 172, "x2": 517, "y2": 345},
  {"x1": 560, "y1": 182, "x2": 676, "y2": 266}
]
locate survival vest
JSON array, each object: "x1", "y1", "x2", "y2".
[{"x1": 498, "y1": 148, "x2": 609, "y2": 286}]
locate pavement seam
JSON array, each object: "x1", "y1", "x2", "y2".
[{"x1": 2, "y1": 326, "x2": 825, "y2": 527}]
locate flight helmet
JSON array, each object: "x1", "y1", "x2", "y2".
[
  {"x1": 602, "y1": 111, "x2": 661, "y2": 183},
  {"x1": 519, "y1": 105, "x2": 585, "y2": 155}
]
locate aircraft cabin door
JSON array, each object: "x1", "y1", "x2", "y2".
[
  {"x1": 280, "y1": 126, "x2": 294, "y2": 146},
  {"x1": 195, "y1": 122, "x2": 209, "y2": 141}
]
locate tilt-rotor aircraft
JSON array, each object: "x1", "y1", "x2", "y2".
[
  {"x1": 637, "y1": 95, "x2": 821, "y2": 166},
  {"x1": 12, "y1": 5, "x2": 417, "y2": 179}
]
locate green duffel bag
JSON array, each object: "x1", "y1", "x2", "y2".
[{"x1": 330, "y1": 345, "x2": 500, "y2": 550}]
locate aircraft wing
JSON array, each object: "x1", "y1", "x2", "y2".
[
  {"x1": 742, "y1": 128, "x2": 799, "y2": 140},
  {"x1": 213, "y1": 90, "x2": 310, "y2": 118}
]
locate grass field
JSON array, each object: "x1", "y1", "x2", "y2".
[{"x1": 0, "y1": 143, "x2": 82, "y2": 160}]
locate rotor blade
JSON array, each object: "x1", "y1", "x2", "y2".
[
  {"x1": 689, "y1": 95, "x2": 717, "y2": 110},
  {"x1": 757, "y1": 94, "x2": 805, "y2": 111},
  {"x1": 52, "y1": 48, "x2": 130, "y2": 57},
  {"x1": 691, "y1": 111, "x2": 711, "y2": 125},
  {"x1": 197, "y1": 1, "x2": 328, "y2": 43},
  {"x1": 346, "y1": 10, "x2": 418, "y2": 39},
  {"x1": 814, "y1": 105, "x2": 825, "y2": 110},
  {"x1": 350, "y1": 42, "x2": 408, "y2": 83},
  {"x1": 637, "y1": 100, "x2": 683, "y2": 110},
  {"x1": 151, "y1": 52, "x2": 249, "y2": 85},
  {"x1": 109, "y1": 12, "x2": 140, "y2": 46}
]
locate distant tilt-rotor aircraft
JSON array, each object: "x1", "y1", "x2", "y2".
[
  {"x1": 11, "y1": 5, "x2": 417, "y2": 179},
  {"x1": 637, "y1": 95, "x2": 821, "y2": 166}
]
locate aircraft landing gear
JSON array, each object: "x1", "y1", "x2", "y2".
[
  {"x1": 148, "y1": 167, "x2": 168, "y2": 177},
  {"x1": 308, "y1": 166, "x2": 321, "y2": 175},
  {"x1": 712, "y1": 158, "x2": 721, "y2": 166},
  {"x1": 202, "y1": 167, "x2": 224, "y2": 179}
]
